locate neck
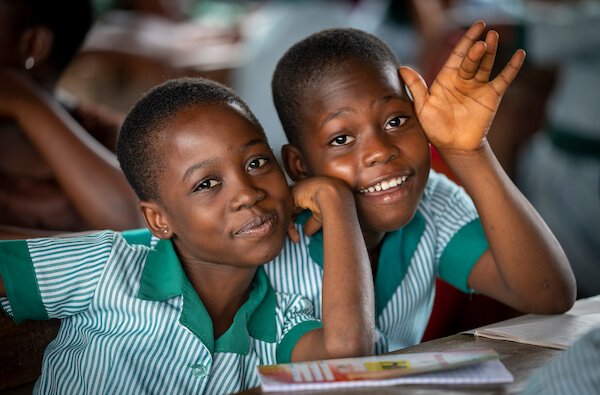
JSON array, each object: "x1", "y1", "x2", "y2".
[{"x1": 183, "y1": 262, "x2": 257, "y2": 338}]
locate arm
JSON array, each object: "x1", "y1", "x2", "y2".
[
  {"x1": 288, "y1": 177, "x2": 375, "y2": 361},
  {"x1": 0, "y1": 69, "x2": 143, "y2": 230},
  {"x1": 0, "y1": 224, "x2": 67, "y2": 240},
  {"x1": 400, "y1": 21, "x2": 575, "y2": 313}
]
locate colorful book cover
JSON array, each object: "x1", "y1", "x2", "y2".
[{"x1": 258, "y1": 348, "x2": 513, "y2": 392}]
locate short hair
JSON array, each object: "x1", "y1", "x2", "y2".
[
  {"x1": 117, "y1": 77, "x2": 264, "y2": 202},
  {"x1": 272, "y1": 28, "x2": 401, "y2": 148},
  {"x1": 7, "y1": 0, "x2": 93, "y2": 71}
]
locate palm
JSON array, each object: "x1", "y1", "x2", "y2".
[{"x1": 401, "y1": 21, "x2": 525, "y2": 153}]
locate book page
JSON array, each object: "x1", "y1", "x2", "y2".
[
  {"x1": 467, "y1": 295, "x2": 600, "y2": 349},
  {"x1": 474, "y1": 313, "x2": 600, "y2": 349},
  {"x1": 258, "y1": 349, "x2": 513, "y2": 392}
]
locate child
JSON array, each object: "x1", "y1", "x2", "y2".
[
  {"x1": 0, "y1": 0, "x2": 141, "y2": 237},
  {"x1": 0, "y1": 78, "x2": 374, "y2": 394},
  {"x1": 266, "y1": 20, "x2": 576, "y2": 354}
]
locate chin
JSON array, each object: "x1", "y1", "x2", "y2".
[{"x1": 360, "y1": 206, "x2": 417, "y2": 234}]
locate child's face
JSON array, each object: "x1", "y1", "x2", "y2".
[
  {"x1": 286, "y1": 61, "x2": 430, "y2": 244},
  {"x1": 150, "y1": 103, "x2": 292, "y2": 268}
]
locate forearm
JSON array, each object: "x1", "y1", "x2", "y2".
[
  {"x1": 15, "y1": 92, "x2": 142, "y2": 230},
  {"x1": 442, "y1": 142, "x2": 575, "y2": 312},
  {"x1": 0, "y1": 224, "x2": 64, "y2": 240},
  {"x1": 320, "y1": 195, "x2": 374, "y2": 357}
]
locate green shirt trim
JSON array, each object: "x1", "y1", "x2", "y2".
[
  {"x1": 302, "y1": 210, "x2": 426, "y2": 317},
  {"x1": 0, "y1": 239, "x2": 47, "y2": 323},
  {"x1": 375, "y1": 212, "x2": 425, "y2": 316},
  {"x1": 438, "y1": 219, "x2": 488, "y2": 293},
  {"x1": 276, "y1": 320, "x2": 322, "y2": 363},
  {"x1": 136, "y1": 238, "x2": 278, "y2": 355},
  {"x1": 121, "y1": 228, "x2": 154, "y2": 246}
]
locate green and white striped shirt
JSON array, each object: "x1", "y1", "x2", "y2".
[
  {"x1": 265, "y1": 170, "x2": 488, "y2": 354},
  {"x1": 0, "y1": 230, "x2": 321, "y2": 394},
  {"x1": 522, "y1": 326, "x2": 600, "y2": 395}
]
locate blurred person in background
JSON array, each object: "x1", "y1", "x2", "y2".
[
  {"x1": 0, "y1": 0, "x2": 142, "y2": 239},
  {"x1": 514, "y1": 0, "x2": 600, "y2": 298}
]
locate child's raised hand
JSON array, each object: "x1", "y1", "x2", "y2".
[{"x1": 400, "y1": 20, "x2": 526, "y2": 155}]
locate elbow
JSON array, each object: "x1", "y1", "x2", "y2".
[
  {"x1": 551, "y1": 286, "x2": 576, "y2": 314},
  {"x1": 548, "y1": 272, "x2": 577, "y2": 313},
  {"x1": 524, "y1": 278, "x2": 577, "y2": 314},
  {"x1": 324, "y1": 327, "x2": 375, "y2": 358}
]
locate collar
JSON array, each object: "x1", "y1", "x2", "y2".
[
  {"x1": 300, "y1": 210, "x2": 425, "y2": 316},
  {"x1": 136, "y1": 238, "x2": 277, "y2": 355}
]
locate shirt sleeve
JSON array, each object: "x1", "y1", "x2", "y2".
[
  {"x1": 275, "y1": 292, "x2": 322, "y2": 364},
  {"x1": 0, "y1": 231, "x2": 116, "y2": 323}
]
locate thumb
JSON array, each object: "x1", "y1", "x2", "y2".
[{"x1": 399, "y1": 66, "x2": 428, "y2": 114}]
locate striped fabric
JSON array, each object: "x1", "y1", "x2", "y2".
[
  {"x1": 0, "y1": 231, "x2": 321, "y2": 394},
  {"x1": 265, "y1": 170, "x2": 488, "y2": 354},
  {"x1": 522, "y1": 327, "x2": 600, "y2": 395}
]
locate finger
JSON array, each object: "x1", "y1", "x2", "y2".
[
  {"x1": 474, "y1": 30, "x2": 498, "y2": 83},
  {"x1": 399, "y1": 66, "x2": 428, "y2": 114},
  {"x1": 303, "y1": 215, "x2": 323, "y2": 237},
  {"x1": 489, "y1": 49, "x2": 526, "y2": 97},
  {"x1": 287, "y1": 221, "x2": 300, "y2": 243},
  {"x1": 458, "y1": 40, "x2": 487, "y2": 80},
  {"x1": 445, "y1": 20, "x2": 486, "y2": 70}
]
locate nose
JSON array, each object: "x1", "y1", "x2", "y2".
[
  {"x1": 230, "y1": 177, "x2": 266, "y2": 211},
  {"x1": 362, "y1": 133, "x2": 400, "y2": 167}
]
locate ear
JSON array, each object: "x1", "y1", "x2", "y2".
[
  {"x1": 281, "y1": 144, "x2": 310, "y2": 181},
  {"x1": 19, "y1": 26, "x2": 54, "y2": 67},
  {"x1": 140, "y1": 201, "x2": 173, "y2": 239}
]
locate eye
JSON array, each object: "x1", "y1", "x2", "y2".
[
  {"x1": 194, "y1": 178, "x2": 221, "y2": 192},
  {"x1": 385, "y1": 116, "x2": 409, "y2": 130},
  {"x1": 247, "y1": 157, "x2": 270, "y2": 171},
  {"x1": 329, "y1": 135, "x2": 356, "y2": 146}
]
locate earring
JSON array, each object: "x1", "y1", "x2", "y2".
[
  {"x1": 161, "y1": 228, "x2": 168, "y2": 235},
  {"x1": 24, "y1": 56, "x2": 35, "y2": 70}
]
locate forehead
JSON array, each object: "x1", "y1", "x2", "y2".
[
  {"x1": 302, "y1": 61, "x2": 408, "y2": 123},
  {"x1": 158, "y1": 103, "x2": 266, "y2": 161}
]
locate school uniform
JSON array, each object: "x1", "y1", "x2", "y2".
[
  {"x1": 265, "y1": 170, "x2": 488, "y2": 354},
  {"x1": 0, "y1": 230, "x2": 321, "y2": 395},
  {"x1": 522, "y1": 327, "x2": 600, "y2": 395}
]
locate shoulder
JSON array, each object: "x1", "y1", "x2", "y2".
[
  {"x1": 421, "y1": 170, "x2": 466, "y2": 204},
  {"x1": 419, "y1": 170, "x2": 478, "y2": 221}
]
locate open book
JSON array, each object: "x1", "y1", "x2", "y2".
[
  {"x1": 470, "y1": 295, "x2": 600, "y2": 349},
  {"x1": 258, "y1": 348, "x2": 513, "y2": 392}
]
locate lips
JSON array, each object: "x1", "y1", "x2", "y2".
[
  {"x1": 358, "y1": 175, "x2": 408, "y2": 194},
  {"x1": 234, "y1": 213, "x2": 277, "y2": 237}
]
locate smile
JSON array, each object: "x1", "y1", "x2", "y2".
[
  {"x1": 359, "y1": 176, "x2": 408, "y2": 194},
  {"x1": 234, "y1": 213, "x2": 276, "y2": 237}
]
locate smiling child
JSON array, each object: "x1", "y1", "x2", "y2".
[
  {"x1": 0, "y1": 77, "x2": 374, "y2": 394},
  {"x1": 266, "y1": 21, "x2": 576, "y2": 353}
]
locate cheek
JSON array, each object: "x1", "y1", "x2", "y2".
[
  {"x1": 401, "y1": 131, "x2": 430, "y2": 165},
  {"x1": 308, "y1": 154, "x2": 356, "y2": 184}
]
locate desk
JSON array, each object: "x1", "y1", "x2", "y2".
[{"x1": 236, "y1": 333, "x2": 563, "y2": 395}]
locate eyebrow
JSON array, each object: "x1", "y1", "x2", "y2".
[
  {"x1": 319, "y1": 107, "x2": 355, "y2": 130},
  {"x1": 182, "y1": 137, "x2": 267, "y2": 182},
  {"x1": 319, "y1": 94, "x2": 406, "y2": 129}
]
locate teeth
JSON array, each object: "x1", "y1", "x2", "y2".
[{"x1": 359, "y1": 176, "x2": 408, "y2": 194}]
